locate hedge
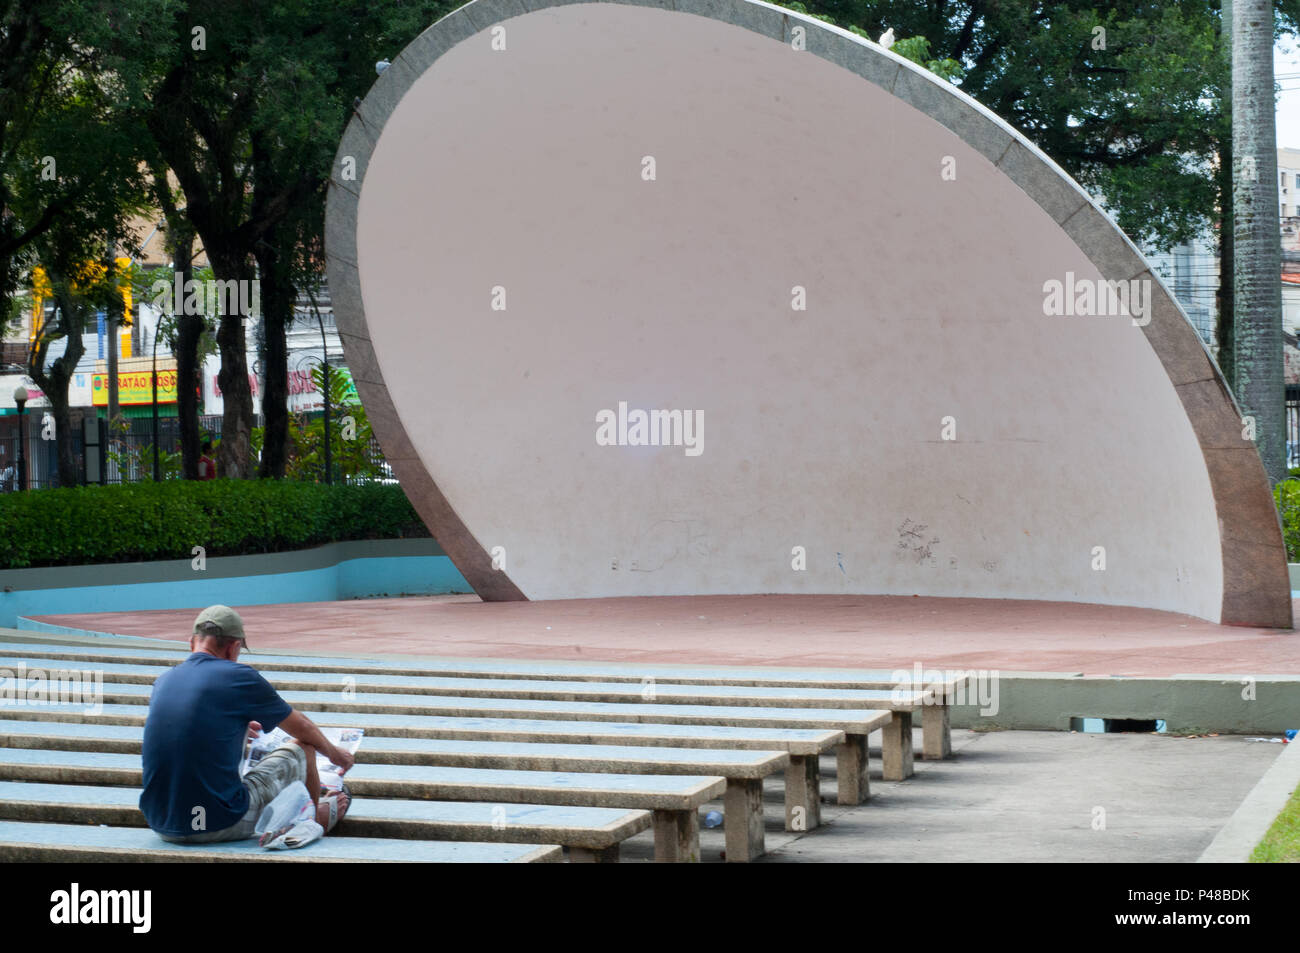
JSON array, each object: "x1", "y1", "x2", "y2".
[
  {"x1": 1276, "y1": 480, "x2": 1300, "y2": 563},
  {"x1": 0, "y1": 480, "x2": 430, "y2": 570}
]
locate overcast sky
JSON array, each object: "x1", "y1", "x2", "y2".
[{"x1": 1277, "y1": 37, "x2": 1300, "y2": 149}]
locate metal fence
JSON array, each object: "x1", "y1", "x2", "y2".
[
  {"x1": 0, "y1": 411, "x2": 391, "y2": 490},
  {"x1": 0, "y1": 412, "x2": 84, "y2": 491},
  {"x1": 1288, "y1": 386, "x2": 1300, "y2": 470}
]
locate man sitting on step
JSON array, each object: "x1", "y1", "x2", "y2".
[{"x1": 139, "y1": 604, "x2": 355, "y2": 844}]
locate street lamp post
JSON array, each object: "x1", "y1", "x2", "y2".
[
  {"x1": 317, "y1": 314, "x2": 333, "y2": 486},
  {"x1": 152, "y1": 324, "x2": 162, "y2": 482},
  {"x1": 13, "y1": 385, "x2": 28, "y2": 491},
  {"x1": 302, "y1": 285, "x2": 335, "y2": 485}
]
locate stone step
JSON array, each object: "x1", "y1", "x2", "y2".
[
  {"x1": 0, "y1": 718, "x2": 787, "y2": 777},
  {"x1": 0, "y1": 701, "x2": 842, "y2": 754},
  {"x1": 0, "y1": 636, "x2": 963, "y2": 689},
  {"x1": 0, "y1": 634, "x2": 956, "y2": 759},
  {"x1": 0, "y1": 781, "x2": 649, "y2": 856},
  {"x1": 15, "y1": 673, "x2": 901, "y2": 736},
  {"x1": 58, "y1": 677, "x2": 904, "y2": 787},
  {"x1": 0, "y1": 747, "x2": 727, "y2": 862},
  {"x1": 32, "y1": 675, "x2": 909, "y2": 789},
  {"x1": 0, "y1": 819, "x2": 561, "y2": 862},
  {"x1": 0, "y1": 721, "x2": 788, "y2": 859},
  {"x1": 0, "y1": 703, "x2": 840, "y2": 838},
  {"x1": 0, "y1": 654, "x2": 930, "y2": 710}
]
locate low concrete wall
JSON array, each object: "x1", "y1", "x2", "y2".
[
  {"x1": 947, "y1": 672, "x2": 1300, "y2": 735},
  {"x1": 0, "y1": 539, "x2": 470, "y2": 627}
]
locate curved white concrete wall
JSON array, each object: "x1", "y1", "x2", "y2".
[{"x1": 349, "y1": 2, "x2": 1227, "y2": 617}]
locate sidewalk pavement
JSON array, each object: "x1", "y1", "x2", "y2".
[{"x1": 615, "y1": 728, "x2": 1288, "y2": 862}]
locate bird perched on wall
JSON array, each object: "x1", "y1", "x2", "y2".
[
  {"x1": 879, "y1": 27, "x2": 895, "y2": 49},
  {"x1": 376, "y1": 60, "x2": 391, "y2": 76}
]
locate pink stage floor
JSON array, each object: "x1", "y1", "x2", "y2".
[{"x1": 23, "y1": 594, "x2": 1300, "y2": 676}]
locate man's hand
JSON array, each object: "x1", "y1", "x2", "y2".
[
  {"x1": 247, "y1": 720, "x2": 262, "y2": 739},
  {"x1": 329, "y1": 747, "x2": 356, "y2": 774},
  {"x1": 279, "y1": 709, "x2": 354, "y2": 775}
]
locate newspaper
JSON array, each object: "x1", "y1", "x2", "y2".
[{"x1": 242, "y1": 725, "x2": 362, "y2": 794}]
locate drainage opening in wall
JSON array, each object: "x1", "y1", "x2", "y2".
[{"x1": 1070, "y1": 717, "x2": 1167, "y2": 734}]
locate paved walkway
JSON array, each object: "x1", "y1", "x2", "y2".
[
  {"x1": 27, "y1": 593, "x2": 1300, "y2": 676},
  {"x1": 623, "y1": 728, "x2": 1285, "y2": 862}
]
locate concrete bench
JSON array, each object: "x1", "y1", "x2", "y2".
[
  {"x1": 0, "y1": 704, "x2": 842, "y2": 830},
  {"x1": 0, "y1": 747, "x2": 726, "y2": 862},
  {"x1": 4, "y1": 656, "x2": 914, "y2": 787},
  {"x1": 0, "y1": 639, "x2": 960, "y2": 759},
  {"x1": 0, "y1": 819, "x2": 560, "y2": 863},
  {"x1": 8, "y1": 673, "x2": 902, "y2": 794},
  {"x1": 1, "y1": 654, "x2": 930, "y2": 715},
  {"x1": 0, "y1": 781, "x2": 648, "y2": 862},
  {"x1": 134, "y1": 679, "x2": 904, "y2": 788},
  {"x1": 0, "y1": 720, "x2": 783, "y2": 860}
]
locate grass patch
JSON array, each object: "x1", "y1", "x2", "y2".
[{"x1": 1250, "y1": 784, "x2": 1300, "y2": 863}]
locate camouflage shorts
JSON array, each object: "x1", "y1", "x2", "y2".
[{"x1": 158, "y1": 743, "x2": 308, "y2": 844}]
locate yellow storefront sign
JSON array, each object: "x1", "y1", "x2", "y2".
[{"x1": 92, "y1": 369, "x2": 178, "y2": 406}]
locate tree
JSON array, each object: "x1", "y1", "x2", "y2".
[
  {"x1": 25, "y1": 255, "x2": 140, "y2": 488},
  {"x1": 145, "y1": 163, "x2": 207, "y2": 478},
  {"x1": 251, "y1": 362, "x2": 384, "y2": 484},
  {"x1": 25, "y1": 265, "x2": 90, "y2": 488},
  {"x1": 116, "y1": 0, "x2": 450, "y2": 479},
  {"x1": 1218, "y1": 0, "x2": 1236, "y2": 388},
  {"x1": 3, "y1": 2, "x2": 157, "y2": 487},
  {"x1": 1233, "y1": 0, "x2": 1285, "y2": 482},
  {"x1": 132, "y1": 5, "x2": 262, "y2": 478},
  {"x1": 0, "y1": 0, "x2": 168, "y2": 346},
  {"x1": 243, "y1": 0, "x2": 447, "y2": 478}
]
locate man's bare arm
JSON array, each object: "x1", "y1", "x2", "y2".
[{"x1": 278, "y1": 709, "x2": 355, "y2": 773}]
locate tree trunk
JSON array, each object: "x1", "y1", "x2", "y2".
[
  {"x1": 255, "y1": 232, "x2": 294, "y2": 479},
  {"x1": 1232, "y1": 0, "x2": 1285, "y2": 482},
  {"x1": 1217, "y1": 0, "x2": 1235, "y2": 387},
  {"x1": 26, "y1": 281, "x2": 85, "y2": 487},
  {"x1": 171, "y1": 226, "x2": 203, "y2": 480},
  {"x1": 1217, "y1": 156, "x2": 1234, "y2": 385},
  {"x1": 0, "y1": 250, "x2": 16, "y2": 340},
  {"x1": 209, "y1": 249, "x2": 256, "y2": 479}
]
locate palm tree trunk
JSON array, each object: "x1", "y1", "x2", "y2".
[
  {"x1": 1217, "y1": 0, "x2": 1235, "y2": 386},
  {"x1": 1232, "y1": 0, "x2": 1285, "y2": 482}
]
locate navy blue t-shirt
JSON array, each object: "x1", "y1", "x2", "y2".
[{"x1": 140, "y1": 652, "x2": 293, "y2": 837}]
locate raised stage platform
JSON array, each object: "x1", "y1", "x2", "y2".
[{"x1": 19, "y1": 593, "x2": 1300, "y2": 677}]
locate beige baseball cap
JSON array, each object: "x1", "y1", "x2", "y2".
[{"x1": 192, "y1": 605, "x2": 248, "y2": 648}]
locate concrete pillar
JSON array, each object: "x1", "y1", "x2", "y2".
[
  {"x1": 836, "y1": 733, "x2": 870, "y2": 805},
  {"x1": 723, "y1": 777, "x2": 765, "y2": 862},
  {"x1": 882, "y1": 710, "x2": 915, "y2": 781},
  {"x1": 652, "y1": 808, "x2": 701, "y2": 863},
  {"x1": 569, "y1": 845, "x2": 620, "y2": 863},
  {"x1": 922, "y1": 703, "x2": 952, "y2": 759},
  {"x1": 784, "y1": 754, "x2": 822, "y2": 831}
]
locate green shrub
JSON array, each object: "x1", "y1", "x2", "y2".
[
  {"x1": 0, "y1": 480, "x2": 429, "y2": 569},
  {"x1": 1275, "y1": 479, "x2": 1300, "y2": 562}
]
